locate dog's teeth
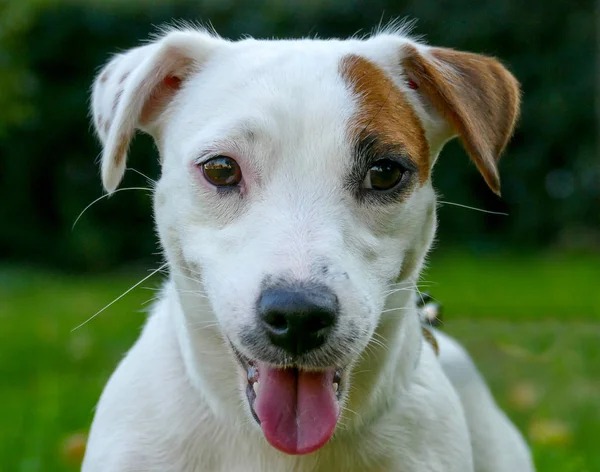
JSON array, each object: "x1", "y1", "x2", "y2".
[
  {"x1": 247, "y1": 366, "x2": 258, "y2": 383},
  {"x1": 253, "y1": 381, "x2": 260, "y2": 394},
  {"x1": 333, "y1": 382, "x2": 339, "y2": 393}
]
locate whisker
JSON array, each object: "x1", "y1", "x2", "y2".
[
  {"x1": 407, "y1": 282, "x2": 426, "y2": 306},
  {"x1": 167, "y1": 267, "x2": 209, "y2": 285},
  {"x1": 351, "y1": 369, "x2": 373, "y2": 376},
  {"x1": 417, "y1": 292, "x2": 441, "y2": 304},
  {"x1": 371, "y1": 331, "x2": 387, "y2": 343},
  {"x1": 192, "y1": 323, "x2": 220, "y2": 332},
  {"x1": 176, "y1": 289, "x2": 210, "y2": 298},
  {"x1": 361, "y1": 341, "x2": 378, "y2": 359},
  {"x1": 180, "y1": 265, "x2": 206, "y2": 277},
  {"x1": 139, "y1": 285, "x2": 161, "y2": 292},
  {"x1": 340, "y1": 404, "x2": 361, "y2": 421},
  {"x1": 141, "y1": 296, "x2": 161, "y2": 306},
  {"x1": 383, "y1": 288, "x2": 419, "y2": 297},
  {"x1": 126, "y1": 167, "x2": 157, "y2": 185},
  {"x1": 438, "y1": 200, "x2": 508, "y2": 216},
  {"x1": 383, "y1": 286, "x2": 415, "y2": 292},
  {"x1": 71, "y1": 263, "x2": 168, "y2": 331},
  {"x1": 167, "y1": 271, "x2": 206, "y2": 286},
  {"x1": 366, "y1": 333, "x2": 388, "y2": 354},
  {"x1": 72, "y1": 187, "x2": 153, "y2": 230},
  {"x1": 368, "y1": 337, "x2": 388, "y2": 352},
  {"x1": 187, "y1": 319, "x2": 219, "y2": 326}
]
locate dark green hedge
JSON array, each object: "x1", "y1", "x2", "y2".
[{"x1": 0, "y1": 0, "x2": 597, "y2": 271}]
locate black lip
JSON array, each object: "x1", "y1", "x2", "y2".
[
  {"x1": 230, "y1": 343, "x2": 260, "y2": 424},
  {"x1": 245, "y1": 381, "x2": 260, "y2": 425}
]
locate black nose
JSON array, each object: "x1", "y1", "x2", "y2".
[{"x1": 257, "y1": 284, "x2": 338, "y2": 357}]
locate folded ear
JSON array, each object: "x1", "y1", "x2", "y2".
[
  {"x1": 91, "y1": 29, "x2": 222, "y2": 192},
  {"x1": 402, "y1": 45, "x2": 520, "y2": 195}
]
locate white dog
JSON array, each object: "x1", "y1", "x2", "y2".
[{"x1": 82, "y1": 23, "x2": 534, "y2": 472}]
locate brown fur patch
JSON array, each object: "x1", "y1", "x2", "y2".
[
  {"x1": 138, "y1": 59, "x2": 188, "y2": 126},
  {"x1": 139, "y1": 74, "x2": 179, "y2": 126},
  {"x1": 340, "y1": 55, "x2": 430, "y2": 183},
  {"x1": 422, "y1": 327, "x2": 439, "y2": 356},
  {"x1": 99, "y1": 71, "x2": 109, "y2": 83},
  {"x1": 114, "y1": 133, "x2": 131, "y2": 167},
  {"x1": 402, "y1": 45, "x2": 520, "y2": 195}
]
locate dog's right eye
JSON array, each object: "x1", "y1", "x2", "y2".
[{"x1": 201, "y1": 156, "x2": 242, "y2": 187}]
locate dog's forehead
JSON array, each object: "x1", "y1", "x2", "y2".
[{"x1": 171, "y1": 37, "x2": 428, "y2": 176}]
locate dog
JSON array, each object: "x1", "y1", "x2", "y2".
[{"x1": 82, "y1": 22, "x2": 534, "y2": 472}]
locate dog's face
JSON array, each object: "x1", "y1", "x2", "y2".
[{"x1": 91, "y1": 27, "x2": 519, "y2": 455}]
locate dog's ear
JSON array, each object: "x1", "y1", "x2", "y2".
[
  {"x1": 401, "y1": 45, "x2": 520, "y2": 195},
  {"x1": 91, "y1": 30, "x2": 221, "y2": 192}
]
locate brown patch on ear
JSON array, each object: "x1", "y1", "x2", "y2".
[
  {"x1": 139, "y1": 76, "x2": 180, "y2": 126},
  {"x1": 340, "y1": 54, "x2": 430, "y2": 183},
  {"x1": 114, "y1": 133, "x2": 132, "y2": 168},
  {"x1": 139, "y1": 71, "x2": 186, "y2": 126},
  {"x1": 402, "y1": 45, "x2": 521, "y2": 195}
]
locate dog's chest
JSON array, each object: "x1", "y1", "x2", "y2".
[{"x1": 178, "y1": 427, "x2": 400, "y2": 472}]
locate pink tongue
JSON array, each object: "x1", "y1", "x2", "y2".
[{"x1": 254, "y1": 363, "x2": 339, "y2": 455}]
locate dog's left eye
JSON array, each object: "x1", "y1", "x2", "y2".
[
  {"x1": 201, "y1": 156, "x2": 242, "y2": 187},
  {"x1": 362, "y1": 160, "x2": 407, "y2": 191}
]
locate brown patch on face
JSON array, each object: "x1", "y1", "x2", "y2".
[
  {"x1": 402, "y1": 45, "x2": 521, "y2": 195},
  {"x1": 340, "y1": 54, "x2": 430, "y2": 183}
]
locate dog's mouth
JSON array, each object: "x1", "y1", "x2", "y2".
[{"x1": 234, "y1": 348, "x2": 343, "y2": 455}]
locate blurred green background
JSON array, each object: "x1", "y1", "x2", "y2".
[{"x1": 0, "y1": 0, "x2": 598, "y2": 471}]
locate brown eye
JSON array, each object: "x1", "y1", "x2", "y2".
[
  {"x1": 202, "y1": 156, "x2": 242, "y2": 187},
  {"x1": 362, "y1": 159, "x2": 406, "y2": 191}
]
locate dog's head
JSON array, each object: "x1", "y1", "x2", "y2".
[{"x1": 91, "y1": 26, "x2": 519, "y2": 455}]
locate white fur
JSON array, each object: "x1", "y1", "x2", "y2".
[{"x1": 83, "y1": 26, "x2": 534, "y2": 472}]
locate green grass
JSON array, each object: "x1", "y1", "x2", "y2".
[
  {"x1": 1, "y1": 253, "x2": 598, "y2": 471},
  {"x1": 423, "y1": 251, "x2": 600, "y2": 320}
]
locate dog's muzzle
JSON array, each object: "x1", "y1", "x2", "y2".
[{"x1": 234, "y1": 282, "x2": 344, "y2": 456}]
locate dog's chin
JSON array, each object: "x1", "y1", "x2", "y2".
[{"x1": 232, "y1": 346, "x2": 344, "y2": 455}]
